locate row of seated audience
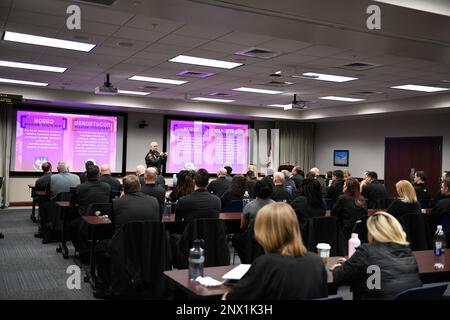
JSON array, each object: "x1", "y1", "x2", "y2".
[{"x1": 32, "y1": 161, "x2": 450, "y2": 299}]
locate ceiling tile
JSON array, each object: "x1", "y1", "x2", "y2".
[
  {"x1": 125, "y1": 15, "x2": 183, "y2": 33},
  {"x1": 296, "y1": 45, "x2": 349, "y2": 57},
  {"x1": 7, "y1": 9, "x2": 65, "y2": 29},
  {"x1": 113, "y1": 27, "x2": 166, "y2": 42},
  {"x1": 258, "y1": 38, "x2": 312, "y2": 53},
  {"x1": 217, "y1": 31, "x2": 273, "y2": 46},
  {"x1": 174, "y1": 24, "x2": 231, "y2": 39},
  {"x1": 158, "y1": 34, "x2": 211, "y2": 48}
]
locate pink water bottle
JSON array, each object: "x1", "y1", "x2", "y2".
[{"x1": 348, "y1": 233, "x2": 361, "y2": 258}]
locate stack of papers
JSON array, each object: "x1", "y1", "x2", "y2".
[
  {"x1": 195, "y1": 276, "x2": 224, "y2": 287},
  {"x1": 222, "y1": 264, "x2": 251, "y2": 281}
]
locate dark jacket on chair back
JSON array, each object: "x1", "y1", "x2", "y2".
[
  {"x1": 331, "y1": 195, "x2": 368, "y2": 240},
  {"x1": 175, "y1": 189, "x2": 221, "y2": 224},
  {"x1": 73, "y1": 180, "x2": 111, "y2": 216},
  {"x1": 333, "y1": 242, "x2": 422, "y2": 300},
  {"x1": 361, "y1": 182, "x2": 388, "y2": 209}
]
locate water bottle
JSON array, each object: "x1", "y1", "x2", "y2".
[
  {"x1": 242, "y1": 191, "x2": 250, "y2": 209},
  {"x1": 434, "y1": 225, "x2": 446, "y2": 270},
  {"x1": 188, "y1": 240, "x2": 204, "y2": 281},
  {"x1": 348, "y1": 233, "x2": 361, "y2": 258},
  {"x1": 172, "y1": 173, "x2": 177, "y2": 187},
  {"x1": 163, "y1": 199, "x2": 172, "y2": 219}
]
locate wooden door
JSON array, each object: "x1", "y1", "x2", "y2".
[{"x1": 385, "y1": 137, "x2": 442, "y2": 198}]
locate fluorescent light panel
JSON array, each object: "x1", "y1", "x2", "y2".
[
  {"x1": 0, "y1": 77, "x2": 48, "y2": 86},
  {"x1": 117, "y1": 90, "x2": 150, "y2": 96},
  {"x1": 390, "y1": 84, "x2": 449, "y2": 92},
  {"x1": 319, "y1": 96, "x2": 365, "y2": 102},
  {"x1": 268, "y1": 104, "x2": 290, "y2": 108},
  {"x1": 128, "y1": 75, "x2": 187, "y2": 85},
  {"x1": 0, "y1": 60, "x2": 66, "y2": 73},
  {"x1": 169, "y1": 55, "x2": 243, "y2": 69},
  {"x1": 300, "y1": 72, "x2": 358, "y2": 82},
  {"x1": 233, "y1": 87, "x2": 282, "y2": 95},
  {"x1": 3, "y1": 31, "x2": 96, "y2": 52},
  {"x1": 192, "y1": 97, "x2": 235, "y2": 103}
]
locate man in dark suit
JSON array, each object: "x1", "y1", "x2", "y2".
[
  {"x1": 360, "y1": 171, "x2": 388, "y2": 209},
  {"x1": 207, "y1": 168, "x2": 230, "y2": 197},
  {"x1": 224, "y1": 165, "x2": 233, "y2": 182},
  {"x1": 79, "y1": 160, "x2": 94, "y2": 184},
  {"x1": 99, "y1": 164, "x2": 122, "y2": 193},
  {"x1": 326, "y1": 170, "x2": 345, "y2": 205},
  {"x1": 176, "y1": 168, "x2": 221, "y2": 223},
  {"x1": 271, "y1": 172, "x2": 292, "y2": 202},
  {"x1": 413, "y1": 171, "x2": 431, "y2": 201},
  {"x1": 111, "y1": 175, "x2": 160, "y2": 234},
  {"x1": 72, "y1": 165, "x2": 111, "y2": 216},
  {"x1": 144, "y1": 141, "x2": 167, "y2": 173},
  {"x1": 430, "y1": 178, "x2": 450, "y2": 230},
  {"x1": 136, "y1": 164, "x2": 146, "y2": 186},
  {"x1": 35, "y1": 161, "x2": 52, "y2": 238},
  {"x1": 311, "y1": 167, "x2": 327, "y2": 196},
  {"x1": 141, "y1": 167, "x2": 165, "y2": 217},
  {"x1": 291, "y1": 166, "x2": 304, "y2": 190}
]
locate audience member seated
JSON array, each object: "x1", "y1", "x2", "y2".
[
  {"x1": 281, "y1": 170, "x2": 297, "y2": 195},
  {"x1": 135, "y1": 164, "x2": 146, "y2": 186},
  {"x1": 331, "y1": 178, "x2": 368, "y2": 240},
  {"x1": 34, "y1": 161, "x2": 52, "y2": 238},
  {"x1": 79, "y1": 160, "x2": 94, "y2": 184},
  {"x1": 262, "y1": 168, "x2": 274, "y2": 187},
  {"x1": 271, "y1": 172, "x2": 292, "y2": 202},
  {"x1": 413, "y1": 171, "x2": 431, "y2": 202},
  {"x1": 343, "y1": 169, "x2": 351, "y2": 179},
  {"x1": 154, "y1": 167, "x2": 166, "y2": 189},
  {"x1": 72, "y1": 165, "x2": 111, "y2": 216},
  {"x1": 225, "y1": 203, "x2": 328, "y2": 300},
  {"x1": 430, "y1": 177, "x2": 450, "y2": 230},
  {"x1": 207, "y1": 168, "x2": 230, "y2": 197},
  {"x1": 326, "y1": 170, "x2": 345, "y2": 206},
  {"x1": 221, "y1": 175, "x2": 247, "y2": 209},
  {"x1": 241, "y1": 179, "x2": 274, "y2": 229},
  {"x1": 175, "y1": 169, "x2": 221, "y2": 224},
  {"x1": 330, "y1": 212, "x2": 422, "y2": 300},
  {"x1": 325, "y1": 171, "x2": 333, "y2": 187},
  {"x1": 111, "y1": 175, "x2": 160, "y2": 234},
  {"x1": 360, "y1": 171, "x2": 388, "y2": 209},
  {"x1": 290, "y1": 166, "x2": 304, "y2": 190},
  {"x1": 245, "y1": 170, "x2": 257, "y2": 199},
  {"x1": 141, "y1": 167, "x2": 165, "y2": 217},
  {"x1": 310, "y1": 167, "x2": 327, "y2": 195},
  {"x1": 434, "y1": 171, "x2": 449, "y2": 203},
  {"x1": 50, "y1": 161, "x2": 81, "y2": 198},
  {"x1": 169, "y1": 170, "x2": 194, "y2": 203},
  {"x1": 387, "y1": 180, "x2": 421, "y2": 218},
  {"x1": 99, "y1": 164, "x2": 122, "y2": 193},
  {"x1": 291, "y1": 178, "x2": 326, "y2": 229},
  {"x1": 224, "y1": 165, "x2": 233, "y2": 182}
]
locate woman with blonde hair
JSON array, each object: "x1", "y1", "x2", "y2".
[
  {"x1": 330, "y1": 212, "x2": 421, "y2": 299},
  {"x1": 225, "y1": 202, "x2": 327, "y2": 300},
  {"x1": 387, "y1": 180, "x2": 421, "y2": 218}
]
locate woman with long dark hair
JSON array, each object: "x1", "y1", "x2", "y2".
[
  {"x1": 221, "y1": 175, "x2": 247, "y2": 209},
  {"x1": 169, "y1": 170, "x2": 194, "y2": 203},
  {"x1": 331, "y1": 178, "x2": 368, "y2": 240},
  {"x1": 290, "y1": 178, "x2": 326, "y2": 228}
]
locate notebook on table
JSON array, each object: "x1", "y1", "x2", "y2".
[{"x1": 222, "y1": 264, "x2": 251, "y2": 282}]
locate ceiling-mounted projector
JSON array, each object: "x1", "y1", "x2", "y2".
[
  {"x1": 95, "y1": 73, "x2": 118, "y2": 95},
  {"x1": 284, "y1": 94, "x2": 306, "y2": 110}
]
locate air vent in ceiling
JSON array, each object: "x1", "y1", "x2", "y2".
[
  {"x1": 337, "y1": 61, "x2": 381, "y2": 71},
  {"x1": 261, "y1": 80, "x2": 293, "y2": 87},
  {"x1": 72, "y1": 0, "x2": 118, "y2": 6},
  {"x1": 176, "y1": 70, "x2": 214, "y2": 78},
  {"x1": 234, "y1": 47, "x2": 281, "y2": 59},
  {"x1": 350, "y1": 91, "x2": 384, "y2": 96},
  {"x1": 210, "y1": 92, "x2": 236, "y2": 97}
]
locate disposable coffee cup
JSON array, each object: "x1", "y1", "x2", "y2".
[{"x1": 316, "y1": 243, "x2": 331, "y2": 266}]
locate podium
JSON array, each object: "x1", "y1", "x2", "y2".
[{"x1": 278, "y1": 164, "x2": 294, "y2": 172}]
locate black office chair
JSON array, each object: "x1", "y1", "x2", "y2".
[{"x1": 394, "y1": 284, "x2": 448, "y2": 300}]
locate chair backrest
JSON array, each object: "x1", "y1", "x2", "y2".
[
  {"x1": 418, "y1": 198, "x2": 431, "y2": 209},
  {"x1": 394, "y1": 284, "x2": 448, "y2": 300},
  {"x1": 324, "y1": 198, "x2": 333, "y2": 211},
  {"x1": 231, "y1": 221, "x2": 264, "y2": 264},
  {"x1": 110, "y1": 220, "x2": 172, "y2": 298},
  {"x1": 398, "y1": 213, "x2": 433, "y2": 250},
  {"x1": 223, "y1": 200, "x2": 243, "y2": 213},
  {"x1": 306, "y1": 216, "x2": 345, "y2": 256},
  {"x1": 85, "y1": 203, "x2": 112, "y2": 216},
  {"x1": 352, "y1": 216, "x2": 369, "y2": 244}
]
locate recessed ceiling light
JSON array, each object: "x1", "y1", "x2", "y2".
[
  {"x1": 169, "y1": 55, "x2": 243, "y2": 69},
  {"x1": 3, "y1": 31, "x2": 96, "y2": 52},
  {"x1": 319, "y1": 96, "x2": 365, "y2": 102},
  {"x1": 117, "y1": 90, "x2": 150, "y2": 96},
  {"x1": 0, "y1": 60, "x2": 67, "y2": 73},
  {"x1": 232, "y1": 87, "x2": 283, "y2": 95},
  {"x1": 268, "y1": 104, "x2": 290, "y2": 108},
  {"x1": 294, "y1": 72, "x2": 358, "y2": 82},
  {"x1": 192, "y1": 97, "x2": 235, "y2": 103},
  {"x1": 0, "y1": 77, "x2": 48, "y2": 86},
  {"x1": 128, "y1": 75, "x2": 187, "y2": 85},
  {"x1": 390, "y1": 84, "x2": 449, "y2": 93}
]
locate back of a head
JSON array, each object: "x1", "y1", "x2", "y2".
[
  {"x1": 266, "y1": 168, "x2": 274, "y2": 176},
  {"x1": 100, "y1": 164, "x2": 111, "y2": 175},
  {"x1": 224, "y1": 165, "x2": 232, "y2": 175},
  {"x1": 135, "y1": 164, "x2": 146, "y2": 176},
  {"x1": 442, "y1": 177, "x2": 450, "y2": 195},
  {"x1": 194, "y1": 168, "x2": 209, "y2": 188},
  {"x1": 343, "y1": 169, "x2": 351, "y2": 179},
  {"x1": 415, "y1": 171, "x2": 426, "y2": 182},
  {"x1": 123, "y1": 175, "x2": 141, "y2": 194},
  {"x1": 86, "y1": 165, "x2": 100, "y2": 180},
  {"x1": 333, "y1": 170, "x2": 344, "y2": 180},
  {"x1": 300, "y1": 178, "x2": 323, "y2": 208},
  {"x1": 305, "y1": 171, "x2": 316, "y2": 180},
  {"x1": 57, "y1": 161, "x2": 68, "y2": 173},
  {"x1": 41, "y1": 162, "x2": 52, "y2": 173},
  {"x1": 175, "y1": 170, "x2": 194, "y2": 197},
  {"x1": 367, "y1": 212, "x2": 408, "y2": 245},
  {"x1": 274, "y1": 172, "x2": 285, "y2": 184},
  {"x1": 344, "y1": 178, "x2": 364, "y2": 206},
  {"x1": 254, "y1": 202, "x2": 307, "y2": 256},
  {"x1": 254, "y1": 179, "x2": 273, "y2": 199},
  {"x1": 396, "y1": 180, "x2": 417, "y2": 203},
  {"x1": 247, "y1": 164, "x2": 257, "y2": 172},
  {"x1": 246, "y1": 170, "x2": 256, "y2": 179},
  {"x1": 310, "y1": 167, "x2": 320, "y2": 176},
  {"x1": 218, "y1": 168, "x2": 227, "y2": 177},
  {"x1": 367, "y1": 171, "x2": 378, "y2": 180},
  {"x1": 231, "y1": 175, "x2": 247, "y2": 197},
  {"x1": 85, "y1": 160, "x2": 94, "y2": 171},
  {"x1": 281, "y1": 170, "x2": 290, "y2": 179},
  {"x1": 145, "y1": 167, "x2": 157, "y2": 182}
]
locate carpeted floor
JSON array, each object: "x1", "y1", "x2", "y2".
[{"x1": 0, "y1": 208, "x2": 95, "y2": 300}]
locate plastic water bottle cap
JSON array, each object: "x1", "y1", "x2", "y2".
[
  {"x1": 351, "y1": 233, "x2": 359, "y2": 239},
  {"x1": 437, "y1": 225, "x2": 443, "y2": 230}
]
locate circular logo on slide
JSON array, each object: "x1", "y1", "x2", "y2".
[{"x1": 33, "y1": 157, "x2": 48, "y2": 172}]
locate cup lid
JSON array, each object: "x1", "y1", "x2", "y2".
[{"x1": 316, "y1": 243, "x2": 331, "y2": 250}]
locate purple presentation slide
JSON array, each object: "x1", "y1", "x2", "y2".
[
  {"x1": 14, "y1": 110, "x2": 117, "y2": 172},
  {"x1": 167, "y1": 120, "x2": 249, "y2": 174}
]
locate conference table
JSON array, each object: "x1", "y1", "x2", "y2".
[{"x1": 163, "y1": 250, "x2": 450, "y2": 299}]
